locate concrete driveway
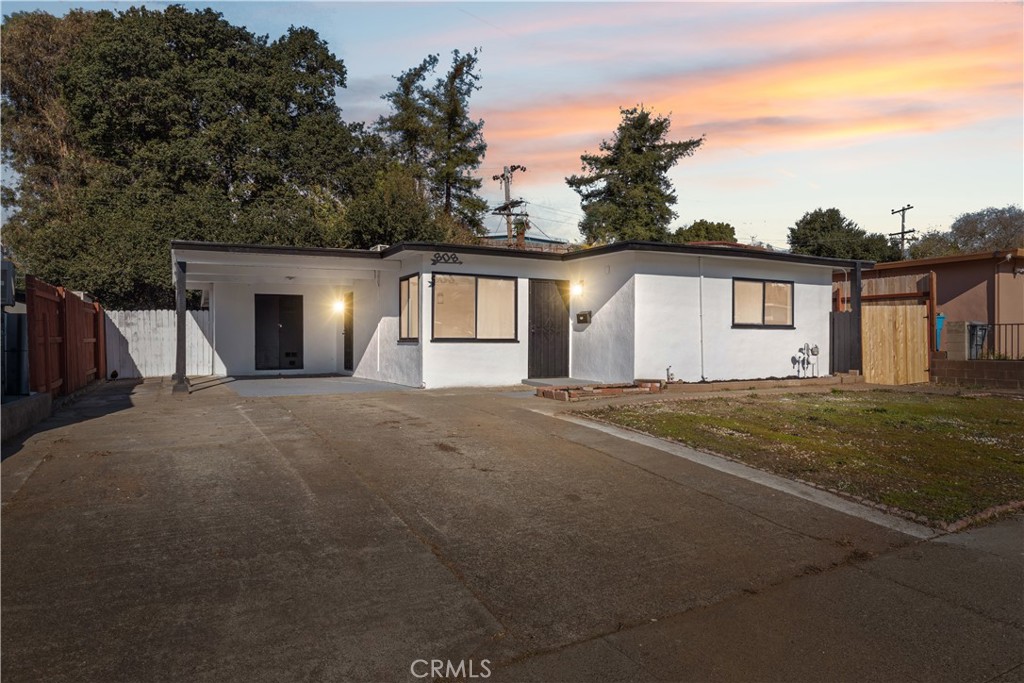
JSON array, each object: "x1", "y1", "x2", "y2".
[{"x1": 2, "y1": 380, "x2": 1021, "y2": 682}]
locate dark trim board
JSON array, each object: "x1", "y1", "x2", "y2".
[
  {"x1": 171, "y1": 239, "x2": 873, "y2": 271},
  {"x1": 731, "y1": 277, "x2": 796, "y2": 329},
  {"x1": 430, "y1": 272, "x2": 519, "y2": 342},
  {"x1": 170, "y1": 240, "x2": 381, "y2": 260}
]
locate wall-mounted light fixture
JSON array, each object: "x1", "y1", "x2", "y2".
[
  {"x1": 570, "y1": 281, "x2": 584, "y2": 298},
  {"x1": 332, "y1": 299, "x2": 346, "y2": 314}
]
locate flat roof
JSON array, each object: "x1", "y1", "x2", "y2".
[
  {"x1": 171, "y1": 239, "x2": 872, "y2": 270},
  {"x1": 870, "y1": 248, "x2": 1024, "y2": 270},
  {"x1": 481, "y1": 233, "x2": 568, "y2": 245}
]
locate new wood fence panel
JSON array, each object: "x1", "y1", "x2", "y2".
[
  {"x1": 105, "y1": 310, "x2": 213, "y2": 379},
  {"x1": 862, "y1": 302, "x2": 929, "y2": 385}
]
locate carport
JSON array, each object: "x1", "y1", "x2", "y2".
[{"x1": 170, "y1": 241, "x2": 398, "y2": 391}]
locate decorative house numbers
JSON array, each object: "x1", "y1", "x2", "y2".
[{"x1": 430, "y1": 252, "x2": 463, "y2": 266}]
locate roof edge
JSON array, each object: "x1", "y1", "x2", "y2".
[
  {"x1": 170, "y1": 239, "x2": 872, "y2": 269},
  {"x1": 562, "y1": 241, "x2": 872, "y2": 269},
  {"x1": 170, "y1": 240, "x2": 383, "y2": 259},
  {"x1": 871, "y1": 248, "x2": 1024, "y2": 270}
]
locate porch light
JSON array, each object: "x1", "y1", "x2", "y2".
[
  {"x1": 332, "y1": 299, "x2": 346, "y2": 314},
  {"x1": 570, "y1": 281, "x2": 584, "y2": 298}
]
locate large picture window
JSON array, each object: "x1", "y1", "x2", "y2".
[
  {"x1": 399, "y1": 274, "x2": 420, "y2": 341},
  {"x1": 432, "y1": 273, "x2": 517, "y2": 341},
  {"x1": 733, "y1": 278, "x2": 794, "y2": 327}
]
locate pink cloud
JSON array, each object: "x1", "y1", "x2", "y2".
[{"x1": 478, "y1": 3, "x2": 1022, "y2": 186}]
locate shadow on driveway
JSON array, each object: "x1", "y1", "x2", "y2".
[{"x1": 2, "y1": 382, "x2": 1021, "y2": 682}]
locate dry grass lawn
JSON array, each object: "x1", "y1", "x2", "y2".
[{"x1": 581, "y1": 390, "x2": 1024, "y2": 524}]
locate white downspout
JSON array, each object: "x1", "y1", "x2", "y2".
[
  {"x1": 376, "y1": 270, "x2": 381, "y2": 374},
  {"x1": 210, "y1": 286, "x2": 216, "y2": 376},
  {"x1": 698, "y1": 257, "x2": 706, "y2": 381}
]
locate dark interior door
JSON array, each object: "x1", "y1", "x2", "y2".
[
  {"x1": 529, "y1": 279, "x2": 569, "y2": 378},
  {"x1": 255, "y1": 294, "x2": 303, "y2": 370},
  {"x1": 343, "y1": 291, "x2": 353, "y2": 371}
]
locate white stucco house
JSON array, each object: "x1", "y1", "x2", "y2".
[{"x1": 169, "y1": 240, "x2": 869, "y2": 389}]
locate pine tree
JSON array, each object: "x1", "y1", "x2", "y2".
[{"x1": 566, "y1": 106, "x2": 703, "y2": 243}]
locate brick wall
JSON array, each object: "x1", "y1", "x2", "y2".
[{"x1": 930, "y1": 359, "x2": 1024, "y2": 390}]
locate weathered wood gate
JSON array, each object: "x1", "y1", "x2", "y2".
[
  {"x1": 26, "y1": 275, "x2": 106, "y2": 397},
  {"x1": 834, "y1": 272, "x2": 934, "y2": 385}
]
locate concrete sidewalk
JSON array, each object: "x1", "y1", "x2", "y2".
[{"x1": 2, "y1": 380, "x2": 1021, "y2": 682}]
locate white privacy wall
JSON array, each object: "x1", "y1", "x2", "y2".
[
  {"x1": 566, "y1": 253, "x2": 636, "y2": 383},
  {"x1": 105, "y1": 310, "x2": 213, "y2": 378},
  {"x1": 210, "y1": 282, "x2": 345, "y2": 376},
  {"x1": 631, "y1": 253, "x2": 833, "y2": 382},
  {"x1": 350, "y1": 258, "x2": 422, "y2": 388}
]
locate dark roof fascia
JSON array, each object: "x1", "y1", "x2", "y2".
[
  {"x1": 561, "y1": 241, "x2": 873, "y2": 270},
  {"x1": 171, "y1": 239, "x2": 872, "y2": 270},
  {"x1": 170, "y1": 240, "x2": 383, "y2": 260},
  {"x1": 382, "y1": 242, "x2": 564, "y2": 261}
]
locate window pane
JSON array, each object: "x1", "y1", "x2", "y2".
[
  {"x1": 734, "y1": 280, "x2": 763, "y2": 325},
  {"x1": 764, "y1": 282, "x2": 792, "y2": 325},
  {"x1": 408, "y1": 275, "x2": 419, "y2": 339},
  {"x1": 434, "y1": 274, "x2": 475, "y2": 338},
  {"x1": 477, "y1": 278, "x2": 516, "y2": 339},
  {"x1": 400, "y1": 278, "x2": 409, "y2": 338}
]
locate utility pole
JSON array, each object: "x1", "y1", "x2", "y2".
[
  {"x1": 492, "y1": 165, "x2": 527, "y2": 246},
  {"x1": 889, "y1": 204, "x2": 915, "y2": 257}
]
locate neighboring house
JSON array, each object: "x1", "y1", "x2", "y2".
[
  {"x1": 862, "y1": 249, "x2": 1024, "y2": 329},
  {"x1": 169, "y1": 240, "x2": 867, "y2": 389}
]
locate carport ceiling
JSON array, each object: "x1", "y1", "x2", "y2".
[{"x1": 173, "y1": 248, "x2": 397, "y2": 288}]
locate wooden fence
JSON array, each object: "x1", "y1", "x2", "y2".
[
  {"x1": 105, "y1": 310, "x2": 213, "y2": 379},
  {"x1": 26, "y1": 275, "x2": 106, "y2": 397},
  {"x1": 833, "y1": 272, "x2": 934, "y2": 385}
]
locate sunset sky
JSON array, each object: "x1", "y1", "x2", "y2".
[{"x1": 6, "y1": 1, "x2": 1023, "y2": 247}]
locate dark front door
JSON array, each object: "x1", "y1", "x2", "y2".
[
  {"x1": 528, "y1": 279, "x2": 569, "y2": 378},
  {"x1": 254, "y1": 294, "x2": 303, "y2": 370},
  {"x1": 343, "y1": 291, "x2": 353, "y2": 372}
]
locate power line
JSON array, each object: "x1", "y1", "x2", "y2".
[
  {"x1": 525, "y1": 202, "x2": 584, "y2": 219},
  {"x1": 491, "y1": 164, "x2": 528, "y2": 246}
]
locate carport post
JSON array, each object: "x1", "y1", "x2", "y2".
[
  {"x1": 173, "y1": 260, "x2": 187, "y2": 392},
  {"x1": 850, "y1": 261, "x2": 863, "y2": 374}
]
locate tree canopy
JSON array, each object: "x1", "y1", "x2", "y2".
[
  {"x1": 566, "y1": 106, "x2": 703, "y2": 243},
  {"x1": 787, "y1": 208, "x2": 901, "y2": 262},
  {"x1": 909, "y1": 205, "x2": 1024, "y2": 259},
  {"x1": 672, "y1": 219, "x2": 736, "y2": 243},
  {"x1": 1, "y1": 7, "x2": 491, "y2": 308},
  {"x1": 1, "y1": 6, "x2": 375, "y2": 307}
]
